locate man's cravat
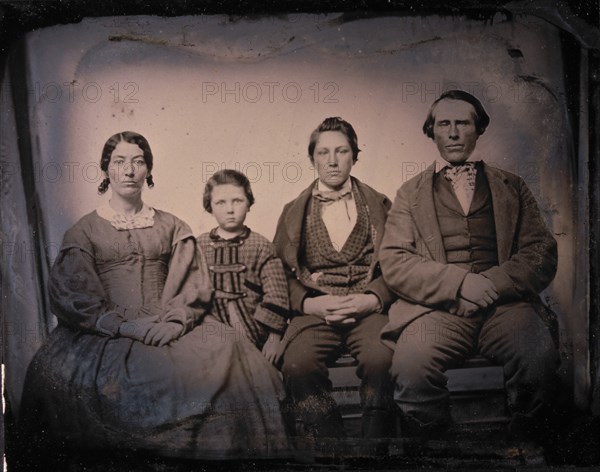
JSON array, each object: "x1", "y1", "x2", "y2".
[
  {"x1": 312, "y1": 186, "x2": 355, "y2": 251},
  {"x1": 444, "y1": 162, "x2": 477, "y2": 214},
  {"x1": 312, "y1": 187, "x2": 352, "y2": 204}
]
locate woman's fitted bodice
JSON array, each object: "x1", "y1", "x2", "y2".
[
  {"x1": 96, "y1": 256, "x2": 169, "y2": 312},
  {"x1": 91, "y1": 229, "x2": 171, "y2": 312},
  {"x1": 54, "y1": 209, "x2": 194, "y2": 326},
  {"x1": 90, "y1": 216, "x2": 175, "y2": 311}
]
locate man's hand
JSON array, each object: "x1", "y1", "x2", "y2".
[
  {"x1": 459, "y1": 273, "x2": 498, "y2": 308},
  {"x1": 262, "y1": 331, "x2": 282, "y2": 364},
  {"x1": 325, "y1": 293, "x2": 380, "y2": 322},
  {"x1": 448, "y1": 297, "x2": 480, "y2": 317},
  {"x1": 303, "y1": 295, "x2": 349, "y2": 320},
  {"x1": 303, "y1": 293, "x2": 381, "y2": 326},
  {"x1": 144, "y1": 322, "x2": 184, "y2": 347}
]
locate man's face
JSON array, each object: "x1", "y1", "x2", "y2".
[
  {"x1": 432, "y1": 99, "x2": 480, "y2": 165},
  {"x1": 312, "y1": 131, "x2": 355, "y2": 190}
]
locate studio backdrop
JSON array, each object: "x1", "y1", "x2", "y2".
[{"x1": 0, "y1": 11, "x2": 594, "y2": 416}]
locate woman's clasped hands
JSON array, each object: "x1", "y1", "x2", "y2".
[{"x1": 118, "y1": 307, "x2": 184, "y2": 346}]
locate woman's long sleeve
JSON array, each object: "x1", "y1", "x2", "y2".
[
  {"x1": 49, "y1": 243, "x2": 124, "y2": 336},
  {"x1": 161, "y1": 236, "x2": 214, "y2": 334}
]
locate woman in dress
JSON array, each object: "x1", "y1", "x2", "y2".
[{"x1": 19, "y1": 131, "x2": 290, "y2": 465}]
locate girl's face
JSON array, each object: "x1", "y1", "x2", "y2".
[{"x1": 210, "y1": 184, "x2": 249, "y2": 234}]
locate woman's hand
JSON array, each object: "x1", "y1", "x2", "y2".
[
  {"x1": 262, "y1": 331, "x2": 282, "y2": 364},
  {"x1": 118, "y1": 316, "x2": 184, "y2": 346},
  {"x1": 118, "y1": 315, "x2": 159, "y2": 342},
  {"x1": 144, "y1": 322, "x2": 185, "y2": 347}
]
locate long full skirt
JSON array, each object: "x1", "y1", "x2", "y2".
[{"x1": 20, "y1": 317, "x2": 291, "y2": 460}]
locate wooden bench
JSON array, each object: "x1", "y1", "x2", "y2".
[{"x1": 329, "y1": 353, "x2": 508, "y2": 436}]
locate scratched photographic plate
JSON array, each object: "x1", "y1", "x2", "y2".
[{"x1": 1, "y1": 4, "x2": 598, "y2": 469}]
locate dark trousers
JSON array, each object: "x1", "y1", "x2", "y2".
[
  {"x1": 280, "y1": 313, "x2": 395, "y2": 438},
  {"x1": 390, "y1": 301, "x2": 560, "y2": 436}
]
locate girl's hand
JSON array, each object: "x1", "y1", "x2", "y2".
[{"x1": 262, "y1": 331, "x2": 282, "y2": 364}]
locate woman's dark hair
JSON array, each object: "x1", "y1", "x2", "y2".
[
  {"x1": 308, "y1": 117, "x2": 361, "y2": 163},
  {"x1": 98, "y1": 131, "x2": 154, "y2": 194},
  {"x1": 203, "y1": 169, "x2": 255, "y2": 213},
  {"x1": 422, "y1": 90, "x2": 490, "y2": 138}
]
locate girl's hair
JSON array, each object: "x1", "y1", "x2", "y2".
[
  {"x1": 307, "y1": 117, "x2": 361, "y2": 163},
  {"x1": 98, "y1": 131, "x2": 154, "y2": 194},
  {"x1": 203, "y1": 169, "x2": 255, "y2": 213}
]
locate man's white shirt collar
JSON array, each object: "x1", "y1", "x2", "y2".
[{"x1": 435, "y1": 160, "x2": 477, "y2": 174}]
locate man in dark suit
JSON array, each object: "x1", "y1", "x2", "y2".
[
  {"x1": 274, "y1": 117, "x2": 396, "y2": 440},
  {"x1": 379, "y1": 90, "x2": 560, "y2": 440}
]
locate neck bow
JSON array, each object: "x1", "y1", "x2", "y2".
[{"x1": 312, "y1": 187, "x2": 352, "y2": 203}]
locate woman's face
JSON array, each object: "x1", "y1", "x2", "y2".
[
  {"x1": 107, "y1": 141, "x2": 148, "y2": 200},
  {"x1": 210, "y1": 184, "x2": 249, "y2": 234},
  {"x1": 312, "y1": 131, "x2": 355, "y2": 190}
]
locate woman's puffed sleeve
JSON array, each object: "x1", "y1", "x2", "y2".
[
  {"x1": 49, "y1": 242, "x2": 124, "y2": 337},
  {"x1": 161, "y1": 234, "x2": 214, "y2": 334}
]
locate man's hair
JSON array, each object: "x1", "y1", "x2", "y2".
[
  {"x1": 308, "y1": 117, "x2": 361, "y2": 163},
  {"x1": 422, "y1": 90, "x2": 490, "y2": 138},
  {"x1": 203, "y1": 169, "x2": 255, "y2": 213}
]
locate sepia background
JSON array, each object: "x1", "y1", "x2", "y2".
[{"x1": 0, "y1": 12, "x2": 592, "y2": 422}]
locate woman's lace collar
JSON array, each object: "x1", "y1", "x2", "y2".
[{"x1": 96, "y1": 203, "x2": 155, "y2": 230}]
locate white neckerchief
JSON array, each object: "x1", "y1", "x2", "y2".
[
  {"x1": 317, "y1": 178, "x2": 357, "y2": 252},
  {"x1": 436, "y1": 160, "x2": 478, "y2": 215}
]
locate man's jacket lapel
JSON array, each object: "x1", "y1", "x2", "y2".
[
  {"x1": 412, "y1": 163, "x2": 447, "y2": 263},
  {"x1": 283, "y1": 183, "x2": 314, "y2": 269},
  {"x1": 484, "y1": 163, "x2": 519, "y2": 264}
]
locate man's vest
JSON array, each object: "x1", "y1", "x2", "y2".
[
  {"x1": 300, "y1": 185, "x2": 375, "y2": 295},
  {"x1": 433, "y1": 164, "x2": 499, "y2": 273}
]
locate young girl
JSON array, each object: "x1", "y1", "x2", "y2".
[{"x1": 197, "y1": 169, "x2": 289, "y2": 363}]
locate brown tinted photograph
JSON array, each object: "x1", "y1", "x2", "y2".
[{"x1": 1, "y1": 2, "x2": 598, "y2": 471}]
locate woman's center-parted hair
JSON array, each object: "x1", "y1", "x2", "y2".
[
  {"x1": 308, "y1": 117, "x2": 361, "y2": 163},
  {"x1": 98, "y1": 131, "x2": 155, "y2": 194},
  {"x1": 203, "y1": 169, "x2": 255, "y2": 213}
]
